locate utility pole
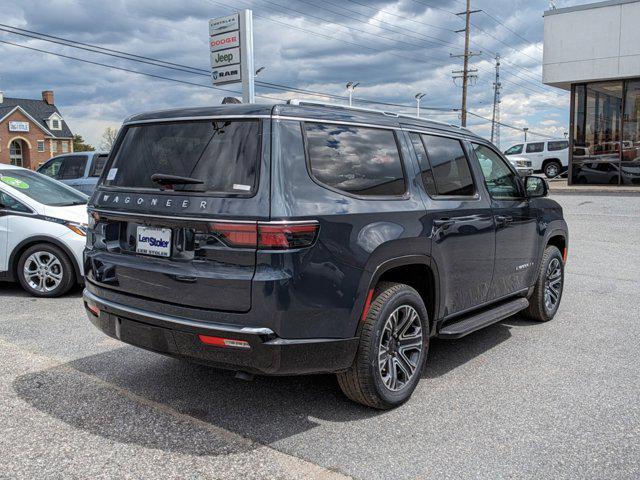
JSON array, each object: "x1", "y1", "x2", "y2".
[
  {"x1": 491, "y1": 53, "x2": 501, "y2": 147},
  {"x1": 524, "y1": 127, "x2": 529, "y2": 142},
  {"x1": 451, "y1": 0, "x2": 481, "y2": 127}
]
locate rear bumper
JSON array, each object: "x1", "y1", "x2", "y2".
[{"x1": 83, "y1": 289, "x2": 359, "y2": 375}]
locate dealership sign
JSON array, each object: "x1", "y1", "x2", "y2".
[
  {"x1": 8, "y1": 121, "x2": 29, "y2": 132},
  {"x1": 209, "y1": 13, "x2": 241, "y2": 86},
  {"x1": 209, "y1": 10, "x2": 255, "y2": 101}
]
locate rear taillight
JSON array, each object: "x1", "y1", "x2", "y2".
[
  {"x1": 210, "y1": 222, "x2": 258, "y2": 248},
  {"x1": 258, "y1": 223, "x2": 319, "y2": 249},
  {"x1": 210, "y1": 221, "x2": 319, "y2": 249}
]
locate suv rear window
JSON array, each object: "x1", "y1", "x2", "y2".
[
  {"x1": 526, "y1": 142, "x2": 544, "y2": 153},
  {"x1": 304, "y1": 122, "x2": 405, "y2": 197},
  {"x1": 90, "y1": 154, "x2": 109, "y2": 177},
  {"x1": 104, "y1": 120, "x2": 260, "y2": 194}
]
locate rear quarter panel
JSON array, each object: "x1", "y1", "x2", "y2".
[{"x1": 267, "y1": 119, "x2": 431, "y2": 339}]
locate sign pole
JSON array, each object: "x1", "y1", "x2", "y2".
[{"x1": 239, "y1": 10, "x2": 255, "y2": 104}]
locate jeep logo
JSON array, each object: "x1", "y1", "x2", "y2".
[{"x1": 215, "y1": 52, "x2": 234, "y2": 64}]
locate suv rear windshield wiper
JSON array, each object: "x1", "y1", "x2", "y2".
[{"x1": 150, "y1": 173, "x2": 205, "y2": 188}]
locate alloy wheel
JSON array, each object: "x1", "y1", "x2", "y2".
[
  {"x1": 23, "y1": 251, "x2": 64, "y2": 293},
  {"x1": 378, "y1": 305, "x2": 423, "y2": 392},
  {"x1": 544, "y1": 257, "x2": 562, "y2": 313}
]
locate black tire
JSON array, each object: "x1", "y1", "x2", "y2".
[
  {"x1": 543, "y1": 161, "x2": 562, "y2": 179},
  {"x1": 337, "y1": 282, "x2": 429, "y2": 409},
  {"x1": 16, "y1": 243, "x2": 75, "y2": 298},
  {"x1": 524, "y1": 246, "x2": 564, "y2": 322}
]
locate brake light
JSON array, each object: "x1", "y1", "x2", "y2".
[
  {"x1": 198, "y1": 334, "x2": 251, "y2": 349},
  {"x1": 210, "y1": 221, "x2": 319, "y2": 249},
  {"x1": 258, "y1": 223, "x2": 319, "y2": 249},
  {"x1": 210, "y1": 222, "x2": 258, "y2": 247}
]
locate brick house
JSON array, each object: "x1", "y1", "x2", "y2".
[{"x1": 0, "y1": 90, "x2": 74, "y2": 170}]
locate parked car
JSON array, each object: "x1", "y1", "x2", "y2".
[
  {"x1": 506, "y1": 155, "x2": 534, "y2": 177},
  {"x1": 84, "y1": 101, "x2": 568, "y2": 409},
  {"x1": 504, "y1": 139, "x2": 569, "y2": 178},
  {"x1": 0, "y1": 165, "x2": 87, "y2": 297},
  {"x1": 37, "y1": 151, "x2": 109, "y2": 195}
]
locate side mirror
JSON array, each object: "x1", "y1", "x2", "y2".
[{"x1": 525, "y1": 176, "x2": 548, "y2": 198}]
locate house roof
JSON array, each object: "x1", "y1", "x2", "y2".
[{"x1": 0, "y1": 97, "x2": 74, "y2": 138}]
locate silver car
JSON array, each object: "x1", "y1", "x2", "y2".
[{"x1": 37, "y1": 151, "x2": 109, "y2": 195}]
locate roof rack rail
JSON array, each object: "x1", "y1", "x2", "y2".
[
  {"x1": 287, "y1": 98, "x2": 399, "y2": 117},
  {"x1": 286, "y1": 98, "x2": 460, "y2": 129}
]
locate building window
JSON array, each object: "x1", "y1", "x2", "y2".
[
  {"x1": 61, "y1": 141, "x2": 69, "y2": 153},
  {"x1": 571, "y1": 81, "x2": 623, "y2": 185},
  {"x1": 51, "y1": 141, "x2": 58, "y2": 153},
  {"x1": 51, "y1": 118, "x2": 61, "y2": 130},
  {"x1": 9, "y1": 140, "x2": 23, "y2": 167},
  {"x1": 37, "y1": 140, "x2": 45, "y2": 152}
]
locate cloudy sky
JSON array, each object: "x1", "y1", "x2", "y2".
[{"x1": 1, "y1": 0, "x2": 585, "y2": 149}]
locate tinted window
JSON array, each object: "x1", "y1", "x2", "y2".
[
  {"x1": 89, "y1": 154, "x2": 109, "y2": 177},
  {"x1": 526, "y1": 142, "x2": 544, "y2": 153},
  {"x1": 547, "y1": 141, "x2": 568, "y2": 151},
  {"x1": 0, "y1": 170, "x2": 87, "y2": 206},
  {"x1": 305, "y1": 122, "x2": 405, "y2": 196},
  {"x1": 38, "y1": 158, "x2": 63, "y2": 179},
  {"x1": 422, "y1": 135, "x2": 475, "y2": 196},
  {"x1": 408, "y1": 132, "x2": 437, "y2": 196},
  {"x1": 0, "y1": 191, "x2": 31, "y2": 213},
  {"x1": 105, "y1": 120, "x2": 260, "y2": 194},
  {"x1": 59, "y1": 156, "x2": 87, "y2": 180},
  {"x1": 473, "y1": 144, "x2": 521, "y2": 199},
  {"x1": 505, "y1": 144, "x2": 523, "y2": 155}
]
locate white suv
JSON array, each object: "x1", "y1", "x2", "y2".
[
  {"x1": 0, "y1": 164, "x2": 87, "y2": 297},
  {"x1": 504, "y1": 139, "x2": 569, "y2": 178}
]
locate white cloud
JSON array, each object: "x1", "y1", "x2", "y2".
[{"x1": 0, "y1": 0, "x2": 569, "y2": 147}]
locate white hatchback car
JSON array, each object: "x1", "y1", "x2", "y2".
[{"x1": 0, "y1": 164, "x2": 88, "y2": 297}]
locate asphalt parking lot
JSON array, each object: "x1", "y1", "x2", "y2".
[{"x1": 1, "y1": 193, "x2": 638, "y2": 480}]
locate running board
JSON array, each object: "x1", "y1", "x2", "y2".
[{"x1": 438, "y1": 298, "x2": 529, "y2": 339}]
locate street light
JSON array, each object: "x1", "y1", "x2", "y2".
[
  {"x1": 415, "y1": 93, "x2": 426, "y2": 118},
  {"x1": 523, "y1": 127, "x2": 529, "y2": 142},
  {"x1": 346, "y1": 81, "x2": 359, "y2": 107}
]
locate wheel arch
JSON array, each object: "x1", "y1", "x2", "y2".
[
  {"x1": 8, "y1": 236, "x2": 82, "y2": 284},
  {"x1": 358, "y1": 255, "x2": 439, "y2": 337}
]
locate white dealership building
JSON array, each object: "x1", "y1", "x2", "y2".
[{"x1": 543, "y1": 0, "x2": 640, "y2": 185}]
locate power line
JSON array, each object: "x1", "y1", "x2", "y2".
[
  {"x1": 248, "y1": 0, "x2": 561, "y2": 100},
  {"x1": 480, "y1": 10, "x2": 544, "y2": 53},
  {"x1": 0, "y1": 26, "x2": 453, "y2": 112},
  {"x1": 0, "y1": 39, "x2": 280, "y2": 102}
]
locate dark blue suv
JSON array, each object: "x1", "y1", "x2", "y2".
[{"x1": 84, "y1": 101, "x2": 568, "y2": 409}]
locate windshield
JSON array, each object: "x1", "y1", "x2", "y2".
[
  {"x1": 104, "y1": 120, "x2": 261, "y2": 194},
  {"x1": 0, "y1": 169, "x2": 87, "y2": 206}
]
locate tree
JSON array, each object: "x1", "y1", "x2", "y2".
[
  {"x1": 100, "y1": 127, "x2": 118, "y2": 151},
  {"x1": 72, "y1": 134, "x2": 94, "y2": 152}
]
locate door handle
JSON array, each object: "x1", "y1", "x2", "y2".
[{"x1": 495, "y1": 215, "x2": 513, "y2": 227}]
